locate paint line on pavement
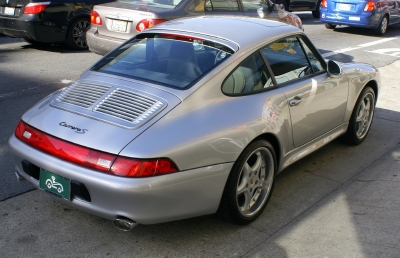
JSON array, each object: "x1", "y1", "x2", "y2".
[{"x1": 321, "y1": 37, "x2": 398, "y2": 58}]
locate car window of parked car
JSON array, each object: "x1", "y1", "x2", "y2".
[
  {"x1": 222, "y1": 52, "x2": 272, "y2": 95},
  {"x1": 205, "y1": 0, "x2": 241, "y2": 11},
  {"x1": 92, "y1": 33, "x2": 234, "y2": 89},
  {"x1": 241, "y1": 0, "x2": 267, "y2": 11},
  {"x1": 117, "y1": 0, "x2": 184, "y2": 9},
  {"x1": 261, "y1": 36, "x2": 324, "y2": 86}
]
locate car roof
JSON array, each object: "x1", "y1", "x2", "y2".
[{"x1": 146, "y1": 16, "x2": 302, "y2": 50}]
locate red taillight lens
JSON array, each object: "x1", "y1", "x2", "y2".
[
  {"x1": 321, "y1": 0, "x2": 327, "y2": 8},
  {"x1": 364, "y1": 1, "x2": 375, "y2": 11},
  {"x1": 14, "y1": 121, "x2": 179, "y2": 177},
  {"x1": 23, "y1": 2, "x2": 50, "y2": 14},
  {"x1": 110, "y1": 157, "x2": 179, "y2": 177},
  {"x1": 90, "y1": 10, "x2": 102, "y2": 25},
  {"x1": 136, "y1": 19, "x2": 167, "y2": 32}
]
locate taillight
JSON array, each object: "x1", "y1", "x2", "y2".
[
  {"x1": 14, "y1": 121, "x2": 179, "y2": 177},
  {"x1": 364, "y1": 1, "x2": 375, "y2": 11},
  {"x1": 321, "y1": 0, "x2": 327, "y2": 8},
  {"x1": 90, "y1": 10, "x2": 102, "y2": 25},
  {"x1": 23, "y1": 2, "x2": 50, "y2": 14},
  {"x1": 136, "y1": 19, "x2": 167, "y2": 32}
]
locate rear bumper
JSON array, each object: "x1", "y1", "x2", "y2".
[
  {"x1": 86, "y1": 27, "x2": 126, "y2": 55},
  {"x1": 0, "y1": 15, "x2": 65, "y2": 42},
  {"x1": 320, "y1": 9, "x2": 381, "y2": 28},
  {"x1": 9, "y1": 134, "x2": 233, "y2": 225}
]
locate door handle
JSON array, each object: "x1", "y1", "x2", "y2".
[{"x1": 289, "y1": 96, "x2": 303, "y2": 106}]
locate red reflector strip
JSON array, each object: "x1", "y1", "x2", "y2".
[{"x1": 14, "y1": 121, "x2": 179, "y2": 177}]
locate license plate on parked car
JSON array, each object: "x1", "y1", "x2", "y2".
[
  {"x1": 338, "y1": 3, "x2": 351, "y2": 11},
  {"x1": 4, "y1": 7, "x2": 15, "y2": 16},
  {"x1": 39, "y1": 168, "x2": 70, "y2": 200},
  {"x1": 111, "y1": 20, "x2": 128, "y2": 32}
]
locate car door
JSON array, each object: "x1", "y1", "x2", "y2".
[
  {"x1": 205, "y1": 0, "x2": 245, "y2": 15},
  {"x1": 261, "y1": 36, "x2": 349, "y2": 148}
]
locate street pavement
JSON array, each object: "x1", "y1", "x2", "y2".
[{"x1": 0, "y1": 62, "x2": 400, "y2": 257}]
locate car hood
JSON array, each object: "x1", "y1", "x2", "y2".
[{"x1": 22, "y1": 72, "x2": 181, "y2": 155}]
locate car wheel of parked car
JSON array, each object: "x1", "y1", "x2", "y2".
[
  {"x1": 325, "y1": 23, "x2": 337, "y2": 29},
  {"x1": 312, "y1": 0, "x2": 321, "y2": 18},
  {"x1": 343, "y1": 87, "x2": 375, "y2": 145},
  {"x1": 374, "y1": 15, "x2": 388, "y2": 35},
  {"x1": 65, "y1": 18, "x2": 90, "y2": 50},
  {"x1": 219, "y1": 140, "x2": 276, "y2": 224}
]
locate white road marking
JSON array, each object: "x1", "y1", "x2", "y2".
[
  {"x1": 322, "y1": 37, "x2": 398, "y2": 57},
  {"x1": 61, "y1": 79, "x2": 74, "y2": 84},
  {"x1": 367, "y1": 48, "x2": 400, "y2": 57}
]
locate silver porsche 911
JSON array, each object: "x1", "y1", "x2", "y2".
[{"x1": 9, "y1": 16, "x2": 380, "y2": 231}]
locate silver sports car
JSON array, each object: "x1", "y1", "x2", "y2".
[{"x1": 9, "y1": 16, "x2": 380, "y2": 231}]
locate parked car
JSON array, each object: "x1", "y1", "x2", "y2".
[
  {"x1": 87, "y1": 0, "x2": 303, "y2": 55},
  {"x1": 9, "y1": 16, "x2": 379, "y2": 231},
  {"x1": 0, "y1": 0, "x2": 114, "y2": 49},
  {"x1": 272, "y1": 0, "x2": 321, "y2": 18},
  {"x1": 319, "y1": 0, "x2": 400, "y2": 35}
]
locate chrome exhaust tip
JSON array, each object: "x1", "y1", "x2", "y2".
[
  {"x1": 15, "y1": 171, "x2": 26, "y2": 181},
  {"x1": 113, "y1": 217, "x2": 138, "y2": 231}
]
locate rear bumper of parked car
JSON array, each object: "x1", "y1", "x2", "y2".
[
  {"x1": 86, "y1": 27, "x2": 126, "y2": 55},
  {"x1": 320, "y1": 9, "x2": 381, "y2": 28},
  {"x1": 0, "y1": 15, "x2": 65, "y2": 42},
  {"x1": 9, "y1": 134, "x2": 233, "y2": 225}
]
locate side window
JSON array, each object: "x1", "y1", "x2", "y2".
[
  {"x1": 205, "y1": 0, "x2": 240, "y2": 11},
  {"x1": 298, "y1": 37, "x2": 324, "y2": 74},
  {"x1": 222, "y1": 52, "x2": 272, "y2": 95},
  {"x1": 241, "y1": 0, "x2": 263, "y2": 11},
  {"x1": 262, "y1": 37, "x2": 311, "y2": 85}
]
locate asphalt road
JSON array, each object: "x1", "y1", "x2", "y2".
[{"x1": 0, "y1": 13, "x2": 400, "y2": 257}]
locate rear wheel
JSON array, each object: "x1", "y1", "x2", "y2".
[
  {"x1": 342, "y1": 87, "x2": 375, "y2": 145},
  {"x1": 374, "y1": 15, "x2": 388, "y2": 35},
  {"x1": 218, "y1": 140, "x2": 276, "y2": 224},
  {"x1": 325, "y1": 23, "x2": 337, "y2": 29},
  {"x1": 65, "y1": 18, "x2": 90, "y2": 50}
]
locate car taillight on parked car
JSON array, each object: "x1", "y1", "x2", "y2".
[
  {"x1": 90, "y1": 10, "x2": 102, "y2": 25},
  {"x1": 364, "y1": 1, "x2": 375, "y2": 11},
  {"x1": 14, "y1": 121, "x2": 179, "y2": 177},
  {"x1": 321, "y1": 0, "x2": 327, "y2": 8},
  {"x1": 23, "y1": 2, "x2": 50, "y2": 14},
  {"x1": 136, "y1": 19, "x2": 167, "y2": 32}
]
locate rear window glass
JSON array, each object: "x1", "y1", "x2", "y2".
[
  {"x1": 117, "y1": 0, "x2": 184, "y2": 9},
  {"x1": 92, "y1": 33, "x2": 234, "y2": 89}
]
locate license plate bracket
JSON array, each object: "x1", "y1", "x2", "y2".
[
  {"x1": 4, "y1": 7, "x2": 15, "y2": 16},
  {"x1": 39, "y1": 168, "x2": 70, "y2": 201}
]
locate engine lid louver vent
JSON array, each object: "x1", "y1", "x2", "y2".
[
  {"x1": 51, "y1": 81, "x2": 167, "y2": 129},
  {"x1": 94, "y1": 88, "x2": 164, "y2": 124}
]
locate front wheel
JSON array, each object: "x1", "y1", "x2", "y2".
[
  {"x1": 65, "y1": 18, "x2": 90, "y2": 50},
  {"x1": 218, "y1": 140, "x2": 276, "y2": 224},
  {"x1": 325, "y1": 23, "x2": 337, "y2": 29},
  {"x1": 374, "y1": 15, "x2": 388, "y2": 35},
  {"x1": 342, "y1": 87, "x2": 375, "y2": 145}
]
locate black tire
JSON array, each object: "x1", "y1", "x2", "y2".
[
  {"x1": 218, "y1": 140, "x2": 276, "y2": 224},
  {"x1": 342, "y1": 87, "x2": 375, "y2": 145},
  {"x1": 325, "y1": 23, "x2": 337, "y2": 29},
  {"x1": 65, "y1": 17, "x2": 90, "y2": 50},
  {"x1": 312, "y1": 0, "x2": 321, "y2": 18},
  {"x1": 374, "y1": 15, "x2": 388, "y2": 35}
]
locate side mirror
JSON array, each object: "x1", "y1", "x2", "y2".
[{"x1": 327, "y1": 60, "x2": 342, "y2": 77}]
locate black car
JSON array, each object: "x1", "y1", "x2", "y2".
[{"x1": 0, "y1": 0, "x2": 114, "y2": 49}]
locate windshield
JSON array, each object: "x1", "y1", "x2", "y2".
[
  {"x1": 93, "y1": 33, "x2": 234, "y2": 89},
  {"x1": 116, "y1": 0, "x2": 184, "y2": 9}
]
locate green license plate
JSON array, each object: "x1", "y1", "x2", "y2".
[{"x1": 39, "y1": 168, "x2": 70, "y2": 201}]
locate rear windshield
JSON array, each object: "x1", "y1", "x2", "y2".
[
  {"x1": 117, "y1": 0, "x2": 184, "y2": 9},
  {"x1": 92, "y1": 33, "x2": 234, "y2": 89}
]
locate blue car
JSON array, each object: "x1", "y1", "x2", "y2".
[{"x1": 320, "y1": 0, "x2": 400, "y2": 35}]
